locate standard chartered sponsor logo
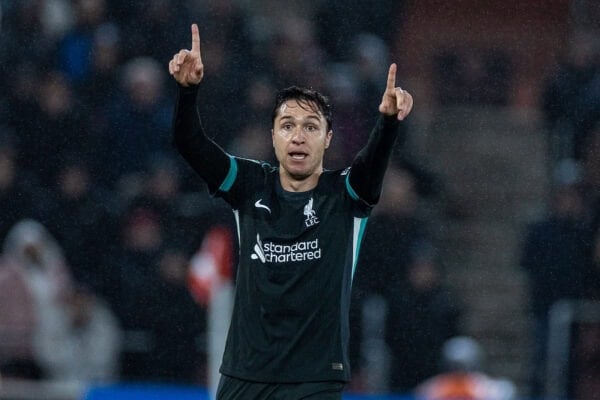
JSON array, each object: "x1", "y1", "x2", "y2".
[{"x1": 250, "y1": 234, "x2": 322, "y2": 263}]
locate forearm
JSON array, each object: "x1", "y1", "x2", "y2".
[
  {"x1": 172, "y1": 84, "x2": 231, "y2": 189},
  {"x1": 348, "y1": 115, "x2": 401, "y2": 204}
]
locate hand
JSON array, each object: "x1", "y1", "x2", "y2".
[
  {"x1": 168, "y1": 24, "x2": 204, "y2": 87},
  {"x1": 378, "y1": 63, "x2": 413, "y2": 120}
]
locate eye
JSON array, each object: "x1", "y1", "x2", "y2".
[
  {"x1": 305, "y1": 125, "x2": 318, "y2": 133},
  {"x1": 282, "y1": 123, "x2": 293, "y2": 130}
]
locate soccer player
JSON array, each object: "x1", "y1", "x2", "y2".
[{"x1": 169, "y1": 24, "x2": 413, "y2": 400}]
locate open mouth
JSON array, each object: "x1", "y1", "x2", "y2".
[{"x1": 289, "y1": 152, "x2": 308, "y2": 160}]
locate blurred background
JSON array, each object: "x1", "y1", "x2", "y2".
[{"x1": 0, "y1": 0, "x2": 599, "y2": 399}]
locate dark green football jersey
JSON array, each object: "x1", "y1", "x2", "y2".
[
  {"x1": 172, "y1": 84, "x2": 401, "y2": 384},
  {"x1": 215, "y1": 158, "x2": 371, "y2": 383}
]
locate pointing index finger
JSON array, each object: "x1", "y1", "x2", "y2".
[
  {"x1": 191, "y1": 23, "x2": 201, "y2": 56},
  {"x1": 386, "y1": 63, "x2": 397, "y2": 90}
]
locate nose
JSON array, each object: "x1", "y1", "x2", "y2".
[{"x1": 291, "y1": 127, "x2": 306, "y2": 144}]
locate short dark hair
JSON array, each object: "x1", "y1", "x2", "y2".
[{"x1": 271, "y1": 86, "x2": 333, "y2": 131}]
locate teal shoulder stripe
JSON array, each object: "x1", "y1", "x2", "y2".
[
  {"x1": 345, "y1": 173, "x2": 359, "y2": 200},
  {"x1": 219, "y1": 155, "x2": 238, "y2": 192}
]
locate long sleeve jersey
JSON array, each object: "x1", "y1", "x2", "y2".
[{"x1": 172, "y1": 84, "x2": 401, "y2": 383}]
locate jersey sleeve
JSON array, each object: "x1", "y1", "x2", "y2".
[
  {"x1": 172, "y1": 84, "x2": 233, "y2": 194},
  {"x1": 346, "y1": 115, "x2": 402, "y2": 206},
  {"x1": 216, "y1": 157, "x2": 273, "y2": 209}
]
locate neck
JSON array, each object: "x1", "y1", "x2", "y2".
[{"x1": 279, "y1": 169, "x2": 321, "y2": 192}]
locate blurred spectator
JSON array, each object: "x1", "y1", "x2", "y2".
[
  {"x1": 134, "y1": 156, "x2": 182, "y2": 212},
  {"x1": 352, "y1": 33, "x2": 391, "y2": 111},
  {"x1": 118, "y1": 0, "x2": 189, "y2": 63},
  {"x1": 104, "y1": 204, "x2": 165, "y2": 380},
  {"x1": 414, "y1": 336, "x2": 517, "y2": 400},
  {"x1": 104, "y1": 205, "x2": 164, "y2": 322},
  {"x1": 144, "y1": 247, "x2": 207, "y2": 384},
  {"x1": 350, "y1": 165, "x2": 430, "y2": 380},
  {"x1": 0, "y1": 2, "x2": 56, "y2": 73},
  {"x1": 33, "y1": 283, "x2": 122, "y2": 386},
  {"x1": 128, "y1": 154, "x2": 201, "y2": 252},
  {"x1": 315, "y1": 0, "x2": 402, "y2": 61},
  {"x1": 37, "y1": 158, "x2": 118, "y2": 290},
  {"x1": 258, "y1": 15, "x2": 327, "y2": 91},
  {"x1": 228, "y1": 76, "x2": 277, "y2": 162},
  {"x1": 0, "y1": 219, "x2": 73, "y2": 379},
  {"x1": 105, "y1": 56, "x2": 173, "y2": 189},
  {"x1": 4, "y1": 61, "x2": 41, "y2": 150},
  {"x1": 354, "y1": 165, "x2": 431, "y2": 296},
  {"x1": 520, "y1": 158, "x2": 595, "y2": 396},
  {"x1": 229, "y1": 123, "x2": 275, "y2": 163},
  {"x1": 198, "y1": 0, "x2": 254, "y2": 82},
  {"x1": 433, "y1": 47, "x2": 512, "y2": 106},
  {"x1": 57, "y1": 0, "x2": 108, "y2": 84},
  {"x1": 190, "y1": 31, "x2": 247, "y2": 150},
  {"x1": 324, "y1": 62, "x2": 368, "y2": 168},
  {"x1": 542, "y1": 28, "x2": 600, "y2": 160},
  {"x1": 0, "y1": 257, "x2": 39, "y2": 379},
  {"x1": 17, "y1": 70, "x2": 88, "y2": 185},
  {"x1": 349, "y1": 294, "x2": 390, "y2": 393},
  {"x1": 80, "y1": 22, "x2": 122, "y2": 109},
  {"x1": 351, "y1": 165, "x2": 456, "y2": 392},
  {"x1": 386, "y1": 242, "x2": 462, "y2": 392},
  {"x1": 39, "y1": 0, "x2": 74, "y2": 40},
  {"x1": 0, "y1": 131, "x2": 40, "y2": 243}
]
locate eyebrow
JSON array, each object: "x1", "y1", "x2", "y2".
[{"x1": 279, "y1": 115, "x2": 322, "y2": 122}]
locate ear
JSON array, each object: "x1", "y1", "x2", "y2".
[
  {"x1": 324, "y1": 130, "x2": 333, "y2": 149},
  {"x1": 271, "y1": 129, "x2": 275, "y2": 147}
]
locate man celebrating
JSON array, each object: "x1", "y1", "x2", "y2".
[{"x1": 169, "y1": 24, "x2": 413, "y2": 400}]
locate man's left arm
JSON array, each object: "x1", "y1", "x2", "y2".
[{"x1": 347, "y1": 63, "x2": 413, "y2": 204}]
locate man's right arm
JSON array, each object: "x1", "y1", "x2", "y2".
[{"x1": 172, "y1": 84, "x2": 232, "y2": 192}]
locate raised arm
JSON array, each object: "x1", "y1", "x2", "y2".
[
  {"x1": 348, "y1": 63, "x2": 414, "y2": 205},
  {"x1": 170, "y1": 24, "x2": 231, "y2": 193}
]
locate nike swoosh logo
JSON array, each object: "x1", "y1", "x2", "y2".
[{"x1": 254, "y1": 199, "x2": 271, "y2": 214}]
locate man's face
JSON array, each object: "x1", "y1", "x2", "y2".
[{"x1": 272, "y1": 99, "x2": 332, "y2": 182}]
